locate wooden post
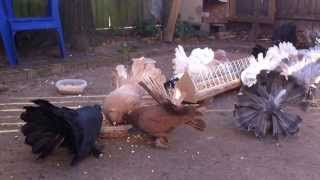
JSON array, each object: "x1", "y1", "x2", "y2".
[
  {"x1": 249, "y1": 0, "x2": 260, "y2": 42},
  {"x1": 164, "y1": 0, "x2": 182, "y2": 42},
  {"x1": 249, "y1": 23, "x2": 259, "y2": 42},
  {"x1": 61, "y1": 0, "x2": 95, "y2": 50}
]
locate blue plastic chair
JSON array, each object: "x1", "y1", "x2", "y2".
[
  {"x1": 0, "y1": 1, "x2": 17, "y2": 65},
  {"x1": 4, "y1": 0, "x2": 66, "y2": 59}
]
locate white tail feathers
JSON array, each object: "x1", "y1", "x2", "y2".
[
  {"x1": 241, "y1": 42, "x2": 296, "y2": 87},
  {"x1": 172, "y1": 45, "x2": 215, "y2": 78},
  {"x1": 241, "y1": 42, "x2": 320, "y2": 87},
  {"x1": 189, "y1": 47, "x2": 214, "y2": 64},
  {"x1": 173, "y1": 45, "x2": 189, "y2": 78},
  {"x1": 112, "y1": 65, "x2": 128, "y2": 88}
]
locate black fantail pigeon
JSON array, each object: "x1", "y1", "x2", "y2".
[
  {"x1": 234, "y1": 70, "x2": 305, "y2": 138},
  {"x1": 20, "y1": 99, "x2": 103, "y2": 165}
]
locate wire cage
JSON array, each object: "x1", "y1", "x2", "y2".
[{"x1": 176, "y1": 55, "x2": 255, "y2": 103}]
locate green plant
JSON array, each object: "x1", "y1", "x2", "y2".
[
  {"x1": 136, "y1": 20, "x2": 159, "y2": 37},
  {"x1": 108, "y1": 27, "x2": 122, "y2": 36},
  {"x1": 175, "y1": 20, "x2": 197, "y2": 38}
]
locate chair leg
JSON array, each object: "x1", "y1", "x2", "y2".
[
  {"x1": 56, "y1": 27, "x2": 66, "y2": 58},
  {"x1": 1, "y1": 30, "x2": 18, "y2": 66}
]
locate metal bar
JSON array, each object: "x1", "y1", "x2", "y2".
[
  {"x1": 11, "y1": 95, "x2": 107, "y2": 100},
  {"x1": 0, "y1": 129, "x2": 20, "y2": 134},
  {"x1": 0, "y1": 100, "x2": 103, "y2": 106}
]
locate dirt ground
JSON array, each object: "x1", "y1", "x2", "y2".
[{"x1": 0, "y1": 40, "x2": 320, "y2": 180}]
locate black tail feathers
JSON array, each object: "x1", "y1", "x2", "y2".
[{"x1": 20, "y1": 99, "x2": 103, "y2": 165}]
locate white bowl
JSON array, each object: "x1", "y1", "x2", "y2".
[{"x1": 55, "y1": 79, "x2": 88, "y2": 95}]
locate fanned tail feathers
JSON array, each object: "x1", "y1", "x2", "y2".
[
  {"x1": 20, "y1": 99, "x2": 104, "y2": 165},
  {"x1": 235, "y1": 71, "x2": 304, "y2": 138},
  {"x1": 20, "y1": 99, "x2": 75, "y2": 160}
]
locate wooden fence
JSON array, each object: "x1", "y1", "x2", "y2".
[
  {"x1": 229, "y1": 0, "x2": 320, "y2": 23},
  {"x1": 229, "y1": 0, "x2": 276, "y2": 24},
  {"x1": 12, "y1": 0, "x2": 151, "y2": 29},
  {"x1": 15, "y1": 0, "x2": 320, "y2": 28},
  {"x1": 93, "y1": 0, "x2": 150, "y2": 28},
  {"x1": 13, "y1": 0, "x2": 47, "y2": 17},
  {"x1": 276, "y1": 0, "x2": 320, "y2": 21}
]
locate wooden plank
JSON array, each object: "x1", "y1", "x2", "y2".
[
  {"x1": 228, "y1": 16, "x2": 274, "y2": 24},
  {"x1": 30, "y1": 0, "x2": 45, "y2": 16},
  {"x1": 275, "y1": 0, "x2": 320, "y2": 22},
  {"x1": 277, "y1": 15, "x2": 320, "y2": 22},
  {"x1": 103, "y1": 0, "x2": 111, "y2": 28},
  {"x1": 11, "y1": 0, "x2": 150, "y2": 29},
  {"x1": 109, "y1": 0, "x2": 121, "y2": 28},
  {"x1": 14, "y1": 0, "x2": 27, "y2": 17},
  {"x1": 120, "y1": 0, "x2": 129, "y2": 27},
  {"x1": 13, "y1": 0, "x2": 47, "y2": 17},
  {"x1": 127, "y1": 0, "x2": 137, "y2": 26},
  {"x1": 228, "y1": 0, "x2": 275, "y2": 24},
  {"x1": 269, "y1": 0, "x2": 276, "y2": 22},
  {"x1": 139, "y1": 0, "x2": 145, "y2": 24},
  {"x1": 141, "y1": 0, "x2": 151, "y2": 20},
  {"x1": 94, "y1": 0, "x2": 106, "y2": 28},
  {"x1": 164, "y1": 0, "x2": 182, "y2": 42},
  {"x1": 248, "y1": 0, "x2": 259, "y2": 41},
  {"x1": 94, "y1": 0, "x2": 146, "y2": 29},
  {"x1": 228, "y1": 0, "x2": 236, "y2": 19},
  {"x1": 101, "y1": 0, "x2": 109, "y2": 28},
  {"x1": 91, "y1": 0, "x2": 97, "y2": 27}
]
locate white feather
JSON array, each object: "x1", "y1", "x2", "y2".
[
  {"x1": 306, "y1": 46, "x2": 320, "y2": 61},
  {"x1": 172, "y1": 45, "x2": 189, "y2": 78},
  {"x1": 115, "y1": 65, "x2": 128, "y2": 80},
  {"x1": 172, "y1": 45, "x2": 215, "y2": 77},
  {"x1": 241, "y1": 42, "x2": 298, "y2": 87},
  {"x1": 189, "y1": 47, "x2": 214, "y2": 65},
  {"x1": 241, "y1": 54, "x2": 263, "y2": 87},
  {"x1": 316, "y1": 38, "x2": 320, "y2": 45}
]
